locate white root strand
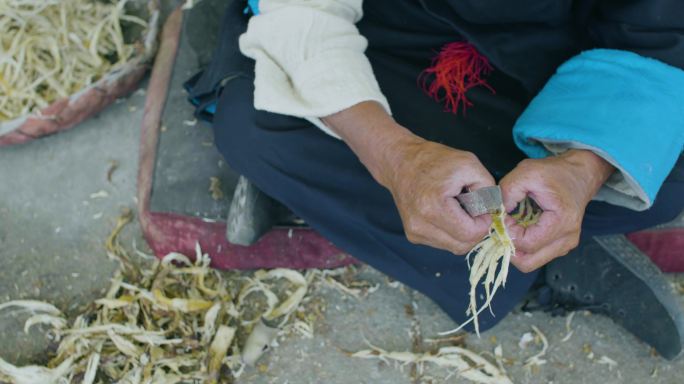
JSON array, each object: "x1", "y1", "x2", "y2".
[
  {"x1": 352, "y1": 343, "x2": 512, "y2": 384},
  {"x1": 441, "y1": 207, "x2": 515, "y2": 336},
  {"x1": 523, "y1": 325, "x2": 549, "y2": 370}
]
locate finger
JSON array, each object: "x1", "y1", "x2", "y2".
[
  {"x1": 504, "y1": 215, "x2": 524, "y2": 243},
  {"x1": 442, "y1": 197, "x2": 492, "y2": 242},
  {"x1": 441, "y1": 155, "x2": 496, "y2": 197},
  {"x1": 511, "y1": 235, "x2": 577, "y2": 273},
  {"x1": 472, "y1": 213, "x2": 493, "y2": 234},
  {"x1": 437, "y1": 178, "x2": 492, "y2": 242},
  {"x1": 500, "y1": 173, "x2": 531, "y2": 213},
  {"x1": 512, "y1": 211, "x2": 566, "y2": 254},
  {"x1": 408, "y1": 222, "x2": 473, "y2": 255},
  {"x1": 454, "y1": 152, "x2": 496, "y2": 192},
  {"x1": 504, "y1": 215, "x2": 517, "y2": 227},
  {"x1": 465, "y1": 170, "x2": 496, "y2": 191},
  {"x1": 439, "y1": 163, "x2": 496, "y2": 242}
]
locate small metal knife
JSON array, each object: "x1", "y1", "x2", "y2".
[{"x1": 456, "y1": 185, "x2": 503, "y2": 217}]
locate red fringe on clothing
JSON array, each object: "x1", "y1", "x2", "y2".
[{"x1": 419, "y1": 42, "x2": 495, "y2": 115}]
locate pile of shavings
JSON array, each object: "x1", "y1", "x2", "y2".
[
  {"x1": 0, "y1": 0, "x2": 148, "y2": 121},
  {"x1": 0, "y1": 210, "x2": 318, "y2": 384},
  {"x1": 0, "y1": 206, "x2": 540, "y2": 384}
]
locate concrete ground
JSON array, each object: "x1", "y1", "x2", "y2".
[{"x1": 1, "y1": 34, "x2": 684, "y2": 384}]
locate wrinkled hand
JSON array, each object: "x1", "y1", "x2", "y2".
[
  {"x1": 500, "y1": 150, "x2": 614, "y2": 272},
  {"x1": 379, "y1": 137, "x2": 496, "y2": 255}
]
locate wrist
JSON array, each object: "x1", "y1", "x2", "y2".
[
  {"x1": 323, "y1": 101, "x2": 425, "y2": 189},
  {"x1": 559, "y1": 149, "x2": 615, "y2": 192},
  {"x1": 370, "y1": 124, "x2": 423, "y2": 188}
]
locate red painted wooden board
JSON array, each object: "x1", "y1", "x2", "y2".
[{"x1": 628, "y1": 229, "x2": 684, "y2": 273}]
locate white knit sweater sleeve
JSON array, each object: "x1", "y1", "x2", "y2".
[{"x1": 238, "y1": 0, "x2": 390, "y2": 137}]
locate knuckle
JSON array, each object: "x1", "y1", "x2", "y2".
[
  {"x1": 515, "y1": 260, "x2": 534, "y2": 273},
  {"x1": 452, "y1": 244, "x2": 470, "y2": 255},
  {"x1": 451, "y1": 231, "x2": 479, "y2": 252},
  {"x1": 518, "y1": 158, "x2": 535, "y2": 169},
  {"x1": 405, "y1": 231, "x2": 420, "y2": 244},
  {"x1": 417, "y1": 203, "x2": 432, "y2": 217},
  {"x1": 463, "y1": 233, "x2": 483, "y2": 245},
  {"x1": 461, "y1": 151, "x2": 477, "y2": 161},
  {"x1": 417, "y1": 193, "x2": 438, "y2": 214},
  {"x1": 462, "y1": 223, "x2": 485, "y2": 238},
  {"x1": 475, "y1": 226, "x2": 490, "y2": 240},
  {"x1": 561, "y1": 226, "x2": 581, "y2": 245},
  {"x1": 553, "y1": 246, "x2": 568, "y2": 258},
  {"x1": 568, "y1": 235, "x2": 580, "y2": 249},
  {"x1": 569, "y1": 212, "x2": 582, "y2": 227},
  {"x1": 438, "y1": 184, "x2": 454, "y2": 198},
  {"x1": 404, "y1": 218, "x2": 423, "y2": 237},
  {"x1": 559, "y1": 236, "x2": 580, "y2": 255},
  {"x1": 516, "y1": 239, "x2": 535, "y2": 253}
]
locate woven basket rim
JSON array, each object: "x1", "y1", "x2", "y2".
[{"x1": 0, "y1": 0, "x2": 162, "y2": 136}]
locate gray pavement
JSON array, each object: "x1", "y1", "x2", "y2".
[{"x1": 1, "y1": 58, "x2": 683, "y2": 384}]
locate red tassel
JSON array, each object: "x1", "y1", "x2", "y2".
[{"x1": 419, "y1": 42, "x2": 495, "y2": 115}]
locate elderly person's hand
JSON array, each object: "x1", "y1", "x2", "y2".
[
  {"x1": 383, "y1": 137, "x2": 496, "y2": 254},
  {"x1": 500, "y1": 149, "x2": 614, "y2": 272},
  {"x1": 323, "y1": 101, "x2": 495, "y2": 255}
]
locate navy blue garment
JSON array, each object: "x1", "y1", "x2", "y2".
[{"x1": 198, "y1": 1, "x2": 684, "y2": 331}]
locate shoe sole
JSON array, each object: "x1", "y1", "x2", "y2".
[{"x1": 547, "y1": 234, "x2": 684, "y2": 359}]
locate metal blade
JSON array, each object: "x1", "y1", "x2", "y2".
[{"x1": 456, "y1": 186, "x2": 503, "y2": 217}]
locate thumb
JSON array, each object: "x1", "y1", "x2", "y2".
[
  {"x1": 466, "y1": 169, "x2": 496, "y2": 191},
  {"x1": 500, "y1": 175, "x2": 529, "y2": 213}
]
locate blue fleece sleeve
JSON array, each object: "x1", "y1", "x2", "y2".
[
  {"x1": 513, "y1": 49, "x2": 684, "y2": 211},
  {"x1": 247, "y1": 0, "x2": 260, "y2": 15}
]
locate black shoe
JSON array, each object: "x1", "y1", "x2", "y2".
[
  {"x1": 226, "y1": 176, "x2": 308, "y2": 246},
  {"x1": 538, "y1": 234, "x2": 684, "y2": 359}
]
